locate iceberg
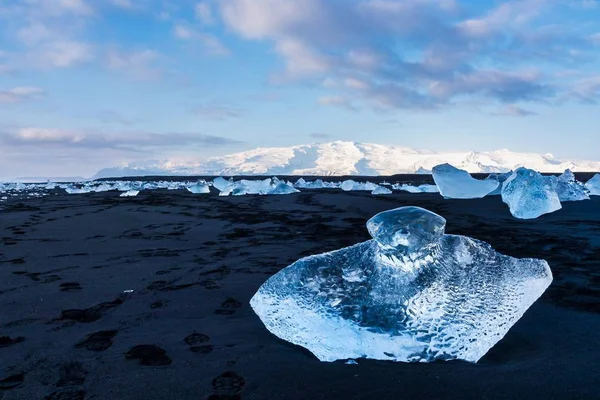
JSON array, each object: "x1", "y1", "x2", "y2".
[
  {"x1": 251, "y1": 206, "x2": 552, "y2": 363},
  {"x1": 432, "y1": 164, "x2": 499, "y2": 199},
  {"x1": 186, "y1": 181, "x2": 210, "y2": 194},
  {"x1": 585, "y1": 174, "x2": 600, "y2": 196},
  {"x1": 501, "y1": 168, "x2": 562, "y2": 219},
  {"x1": 555, "y1": 169, "x2": 589, "y2": 202}
]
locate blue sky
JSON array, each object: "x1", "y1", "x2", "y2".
[{"x1": 1, "y1": 0, "x2": 599, "y2": 178}]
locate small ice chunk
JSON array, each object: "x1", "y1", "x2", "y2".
[
  {"x1": 371, "y1": 186, "x2": 392, "y2": 195},
  {"x1": 186, "y1": 181, "x2": 210, "y2": 194},
  {"x1": 340, "y1": 180, "x2": 356, "y2": 191},
  {"x1": 501, "y1": 167, "x2": 561, "y2": 219},
  {"x1": 432, "y1": 164, "x2": 499, "y2": 199},
  {"x1": 585, "y1": 174, "x2": 600, "y2": 196},
  {"x1": 555, "y1": 169, "x2": 589, "y2": 202},
  {"x1": 213, "y1": 177, "x2": 232, "y2": 192},
  {"x1": 268, "y1": 182, "x2": 300, "y2": 195},
  {"x1": 120, "y1": 190, "x2": 140, "y2": 197},
  {"x1": 294, "y1": 177, "x2": 307, "y2": 188},
  {"x1": 394, "y1": 184, "x2": 439, "y2": 193}
]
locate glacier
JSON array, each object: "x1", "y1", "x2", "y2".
[
  {"x1": 501, "y1": 168, "x2": 562, "y2": 219},
  {"x1": 432, "y1": 164, "x2": 499, "y2": 199},
  {"x1": 250, "y1": 206, "x2": 552, "y2": 363}
]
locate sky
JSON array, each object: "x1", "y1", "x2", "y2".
[{"x1": 1, "y1": 0, "x2": 600, "y2": 179}]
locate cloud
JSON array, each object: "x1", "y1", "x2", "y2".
[
  {"x1": 195, "y1": 2, "x2": 214, "y2": 24},
  {"x1": 0, "y1": 127, "x2": 241, "y2": 150},
  {"x1": 173, "y1": 24, "x2": 230, "y2": 55},
  {"x1": 491, "y1": 105, "x2": 539, "y2": 117},
  {"x1": 0, "y1": 87, "x2": 45, "y2": 103},
  {"x1": 93, "y1": 110, "x2": 135, "y2": 126},
  {"x1": 22, "y1": 0, "x2": 94, "y2": 17},
  {"x1": 567, "y1": 75, "x2": 600, "y2": 103},
  {"x1": 192, "y1": 104, "x2": 242, "y2": 120},
  {"x1": 108, "y1": 0, "x2": 135, "y2": 9},
  {"x1": 35, "y1": 40, "x2": 93, "y2": 67},
  {"x1": 309, "y1": 132, "x2": 333, "y2": 140},
  {"x1": 318, "y1": 95, "x2": 356, "y2": 110},
  {"x1": 106, "y1": 49, "x2": 162, "y2": 79},
  {"x1": 217, "y1": 0, "x2": 600, "y2": 110}
]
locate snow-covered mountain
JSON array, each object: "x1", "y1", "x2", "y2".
[{"x1": 92, "y1": 141, "x2": 600, "y2": 179}]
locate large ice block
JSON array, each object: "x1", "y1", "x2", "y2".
[
  {"x1": 432, "y1": 164, "x2": 499, "y2": 199},
  {"x1": 251, "y1": 206, "x2": 552, "y2": 363},
  {"x1": 501, "y1": 168, "x2": 562, "y2": 219}
]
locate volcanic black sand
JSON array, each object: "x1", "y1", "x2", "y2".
[{"x1": 1, "y1": 188, "x2": 599, "y2": 399}]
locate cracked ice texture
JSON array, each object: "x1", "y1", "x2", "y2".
[
  {"x1": 250, "y1": 206, "x2": 552, "y2": 363},
  {"x1": 432, "y1": 164, "x2": 499, "y2": 199},
  {"x1": 501, "y1": 168, "x2": 562, "y2": 219}
]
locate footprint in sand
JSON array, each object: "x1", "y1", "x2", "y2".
[
  {"x1": 125, "y1": 345, "x2": 172, "y2": 366},
  {"x1": 207, "y1": 371, "x2": 245, "y2": 400},
  {"x1": 214, "y1": 298, "x2": 242, "y2": 315},
  {"x1": 184, "y1": 333, "x2": 213, "y2": 354},
  {"x1": 75, "y1": 330, "x2": 118, "y2": 351}
]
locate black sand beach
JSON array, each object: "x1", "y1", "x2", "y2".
[{"x1": 1, "y1": 188, "x2": 599, "y2": 399}]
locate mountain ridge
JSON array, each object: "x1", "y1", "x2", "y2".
[{"x1": 92, "y1": 141, "x2": 600, "y2": 179}]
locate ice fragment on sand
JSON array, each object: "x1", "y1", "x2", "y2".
[
  {"x1": 186, "y1": 181, "x2": 210, "y2": 194},
  {"x1": 432, "y1": 164, "x2": 499, "y2": 199},
  {"x1": 585, "y1": 174, "x2": 600, "y2": 196},
  {"x1": 371, "y1": 186, "x2": 392, "y2": 195},
  {"x1": 250, "y1": 206, "x2": 552, "y2": 363},
  {"x1": 501, "y1": 167, "x2": 561, "y2": 219},
  {"x1": 555, "y1": 169, "x2": 589, "y2": 202}
]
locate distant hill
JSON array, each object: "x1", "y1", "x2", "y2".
[{"x1": 92, "y1": 141, "x2": 600, "y2": 179}]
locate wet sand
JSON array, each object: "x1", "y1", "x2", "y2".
[{"x1": 1, "y1": 189, "x2": 599, "y2": 399}]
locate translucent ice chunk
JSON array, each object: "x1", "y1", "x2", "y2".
[
  {"x1": 371, "y1": 186, "x2": 392, "y2": 195},
  {"x1": 366, "y1": 206, "x2": 445, "y2": 254},
  {"x1": 268, "y1": 182, "x2": 300, "y2": 195},
  {"x1": 250, "y1": 206, "x2": 552, "y2": 363},
  {"x1": 585, "y1": 174, "x2": 600, "y2": 196},
  {"x1": 120, "y1": 190, "x2": 139, "y2": 197},
  {"x1": 393, "y1": 184, "x2": 439, "y2": 193},
  {"x1": 213, "y1": 177, "x2": 233, "y2": 192},
  {"x1": 340, "y1": 180, "x2": 356, "y2": 191},
  {"x1": 485, "y1": 171, "x2": 513, "y2": 196},
  {"x1": 432, "y1": 164, "x2": 499, "y2": 199},
  {"x1": 186, "y1": 181, "x2": 210, "y2": 194},
  {"x1": 555, "y1": 169, "x2": 589, "y2": 202},
  {"x1": 501, "y1": 167, "x2": 562, "y2": 219}
]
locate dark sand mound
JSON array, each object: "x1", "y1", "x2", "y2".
[{"x1": 1, "y1": 190, "x2": 599, "y2": 399}]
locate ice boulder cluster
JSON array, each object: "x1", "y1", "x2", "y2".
[
  {"x1": 251, "y1": 206, "x2": 553, "y2": 363},
  {"x1": 429, "y1": 164, "x2": 596, "y2": 220}
]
